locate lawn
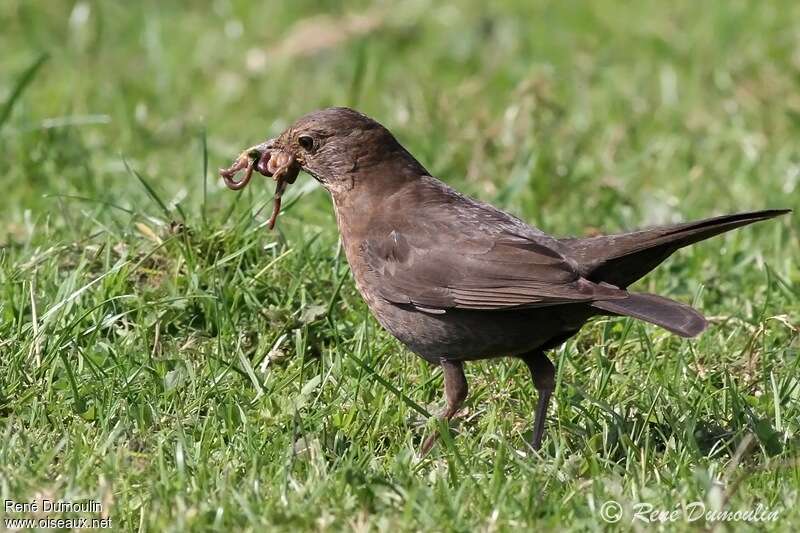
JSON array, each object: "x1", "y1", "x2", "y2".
[{"x1": 1, "y1": 0, "x2": 798, "y2": 530}]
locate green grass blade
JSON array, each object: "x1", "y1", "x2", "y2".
[
  {"x1": 0, "y1": 51, "x2": 49, "y2": 130},
  {"x1": 123, "y1": 156, "x2": 171, "y2": 219}
]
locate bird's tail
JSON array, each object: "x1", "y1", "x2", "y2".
[
  {"x1": 592, "y1": 293, "x2": 707, "y2": 337},
  {"x1": 562, "y1": 209, "x2": 790, "y2": 288}
]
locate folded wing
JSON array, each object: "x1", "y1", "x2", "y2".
[{"x1": 360, "y1": 228, "x2": 627, "y2": 312}]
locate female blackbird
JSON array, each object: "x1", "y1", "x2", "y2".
[{"x1": 221, "y1": 107, "x2": 789, "y2": 452}]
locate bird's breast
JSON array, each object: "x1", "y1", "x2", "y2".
[{"x1": 330, "y1": 194, "x2": 378, "y2": 296}]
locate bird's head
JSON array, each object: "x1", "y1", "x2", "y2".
[
  {"x1": 220, "y1": 107, "x2": 428, "y2": 229},
  {"x1": 274, "y1": 107, "x2": 430, "y2": 194},
  {"x1": 221, "y1": 107, "x2": 426, "y2": 197}
]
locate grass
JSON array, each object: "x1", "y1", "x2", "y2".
[{"x1": 1, "y1": 0, "x2": 798, "y2": 530}]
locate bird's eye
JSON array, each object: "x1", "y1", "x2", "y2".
[{"x1": 298, "y1": 135, "x2": 314, "y2": 151}]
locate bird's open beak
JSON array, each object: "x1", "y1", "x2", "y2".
[{"x1": 219, "y1": 138, "x2": 301, "y2": 229}]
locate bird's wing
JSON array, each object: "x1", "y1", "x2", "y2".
[{"x1": 359, "y1": 179, "x2": 627, "y2": 312}]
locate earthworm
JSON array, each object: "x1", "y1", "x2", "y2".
[{"x1": 219, "y1": 143, "x2": 299, "y2": 230}]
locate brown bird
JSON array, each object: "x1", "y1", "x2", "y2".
[{"x1": 221, "y1": 107, "x2": 789, "y2": 452}]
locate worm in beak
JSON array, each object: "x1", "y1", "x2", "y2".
[{"x1": 219, "y1": 140, "x2": 300, "y2": 229}]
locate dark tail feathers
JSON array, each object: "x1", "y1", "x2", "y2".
[
  {"x1": 563, "y1": 209, "x2": 790, "y2": 288},
  {"x1": 592, "y1": 293, "x2": 707, "y2": 337}
]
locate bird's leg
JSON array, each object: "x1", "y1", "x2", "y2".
[
  {"x1": 420, "y1": 359, "x2": 467, "y2": 455},
  {"x1": 521, "y1": 350, "x2": 555, "y2": 451}
]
